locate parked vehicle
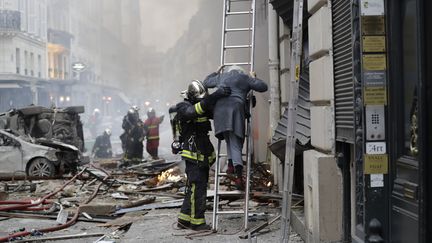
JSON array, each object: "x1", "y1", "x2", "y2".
[{"x1": 0, "y1": 129, "x2": 84, "y2": 177}]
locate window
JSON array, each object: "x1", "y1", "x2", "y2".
[
  {"x1": 24, "y1": 51, "x2": 28, "y2": 75},
  {"x1": 0, "y1": 134, "x2": 15, "y2": 147},
  {"x1": 30, "y1": 52, "x2": 34, "y2": 76},
  {"x1": 16, "y1": 48, "x2": 20, "y2": 74},
  {"x1": 38, "y1": 54, "x2": 41, "y2": 78}
]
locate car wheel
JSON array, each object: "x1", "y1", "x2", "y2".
[{"x1": 27, "y1": 158, "x2": 56, "y2": 177}]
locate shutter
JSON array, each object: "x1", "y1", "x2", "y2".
[{"x1": 332, "y1": 0, "x2": 354, "y2": 143}]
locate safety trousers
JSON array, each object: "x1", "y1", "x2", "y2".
[{"x1": 178, "y1": 160, "x2": 209, "y2": 226}]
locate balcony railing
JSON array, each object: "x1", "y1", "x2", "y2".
[{"x1": 0, "y1": 10, "x2": 21, "y2": 31}]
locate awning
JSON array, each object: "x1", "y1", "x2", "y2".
[{"x1": 0, "y1": 83, "x2": 21, "y2": 89}]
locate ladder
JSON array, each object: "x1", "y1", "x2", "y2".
[
  {"x1": 280, "y1": 0, "x2": 304, "y2": 242},
  {"x1": 212, "y1": 0, "x2": 256, "y2": 232}
]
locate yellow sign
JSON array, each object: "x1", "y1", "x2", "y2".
[
  {"x1": 361, "y1": 16, "x2": 385, "y2": 35},
  {"x1": 364, "y1": 154, "x2": 388, "y2": 174},
  {"x1": 295, "y1": 65, "x2": 300, "y2": 80},
  {"x1": 362, "y1": 36, "x2": 386, "y2": 52},
  {"x1": 364, "y1": 86, "x2": 387, "y2": 105},
  {"x1": 363, "y1": 54, "x2": 386, "y2": 71}
]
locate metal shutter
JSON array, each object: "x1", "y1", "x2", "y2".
[{"x1": 332, "y1": 0, "x2": 354, "y2": 143}]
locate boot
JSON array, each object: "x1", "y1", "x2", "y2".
[
  {"x1": 234, "y1": 165, "x2": 245, "y2": 191},
  {"x1": 191, "y1": 224, "x2": 212, "y2": 231},
  {"x1": 226, "y1": 159, "x2": 235, "y2": 175},
  {"x1": 177, "y1": 219, "x2": 191, "y2": 229}
]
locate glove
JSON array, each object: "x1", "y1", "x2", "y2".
[
  {"x1": 249, "y1": 71, "x2": 256, "y2": 78},
  {"x1": 171, "y1": 141, "x2": 181, "y2": 154}
]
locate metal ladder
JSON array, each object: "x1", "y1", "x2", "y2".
[
  {"x1": 280, "y1": 0, "x2": 304, "y2": 242},
  {"x1": 212, "y1": 0, "x2": 256, "y2": 232}
]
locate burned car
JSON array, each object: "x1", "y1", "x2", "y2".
[
  {"x1": 0, "y1": 129, "x2": 83, "y2": 177},
  {"x1": 0, "y1": 105, "x2": 87, "y2": 176},
  {"x1": 0, "y1": 105, "x2": 85, "y2": 151}
]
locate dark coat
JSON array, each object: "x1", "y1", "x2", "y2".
[{"x1": 203, "y1": 71, "x2": 268, "y2": 139}]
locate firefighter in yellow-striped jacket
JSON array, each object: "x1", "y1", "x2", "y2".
[{"x1": 170, "y1": 80, "x2": 230, "y2": 231}]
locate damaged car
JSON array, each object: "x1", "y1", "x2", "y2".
[
  {"x1": 0, "y1": 105, "x2": 85, "y2": 151},
  {"x1": 0, "y1": 129, "x2": 84, "y2": 177},
  {"x1": 0, "y1": 105, "x2": 88, "y2": 177}
]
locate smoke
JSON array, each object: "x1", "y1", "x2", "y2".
[{"x1": 140, "y1": 0, "x2": 200, "y2": 52}]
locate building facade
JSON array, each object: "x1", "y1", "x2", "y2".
[
  {"x1": 270, "y1": 0, "x2": 432, "y2": 242},
  {"x1": 0, "y1": 0, "x2": 48, "y2": 111}
]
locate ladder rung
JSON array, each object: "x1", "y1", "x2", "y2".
[
  {"x1": 223, "y1": 62, "x2": 251, "y2": 66},
  {"x1": 230, "y1": 0, "x2": 252, "y2": 2},
  {"x1": 216, "y1": 210, "x2": 245, "y2": 215},
  {"x1": 218, "y1": 154, "x2": 228, "y2": 157},
  {"x1": 226, "y1": 28, "x2": 252, "y2": 32},
  {"x1": 218, "y1": 172, "x2": 228, "y2": 176},
  {"x1": 224, "y1": 44, "x2": 252, "y2": 49},
  {"x1": 216, "y1": 191, "x2": 244, "y2": 196},
  {"x1": 226, "y1": 11, "x2": 253, "y2": 15}
]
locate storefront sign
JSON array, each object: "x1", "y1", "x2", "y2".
[
  {"x1": 363, "y1": 54, "x2": 386, "y2": 71},
  {"x1": 361, "y1": 16, "x2": 385, "y2": 35},
  {"x1": 362, "y1": 36, "x2": 386, "y2": 52},
  {"x1": 366, "y1": 142, "x2": 386, "y2": 154},
  {"x1": 364, "y1": 86, "x2": 387, "y2": 105},
  {"x1": 71, "y1": 62, "x2": 87, "y2": 72},
  {"x1": 363, "y1": 71, "x2": 386, "y2": 86},
  {"x1": 364, "y1": 154, "x2": 388, "y2": 174},
  {"x1": 360, "y1": 0, "x2": 385, "y2": 16}
]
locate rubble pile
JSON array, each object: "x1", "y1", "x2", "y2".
[{"x1": 0, "y1": 158, "x2": 286, "y2": 242}]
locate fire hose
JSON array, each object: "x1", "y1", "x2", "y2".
[
  {"x1": 0, "y1": 168, "x2": 86, "y2": 212},
  {"x1": 0, "y1": 168, "x2": 108, "y2": 242}
]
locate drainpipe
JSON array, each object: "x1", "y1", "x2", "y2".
[{"x1": 268, "y1": 2, "x2": 281, "y2": 187}]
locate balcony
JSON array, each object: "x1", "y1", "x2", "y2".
[
  {"x1": 48, "y1": 29, "x2": 73, "y2": 49},
  {"x1": 0, "y1": 10, "x2": 21, "y2": 31}
]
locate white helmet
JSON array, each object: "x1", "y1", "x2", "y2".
[
  {"x1": 131, "y1": 105, "x2": 140, "y2": 112},
  {"x1": 104, "y1": 128, "x2": 112, "y2": 136},
  {"x1": 93, "y1": 108, "x2": 100, "y2": 115}
]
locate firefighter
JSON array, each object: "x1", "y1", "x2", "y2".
[
  {"x1": 92, "y1": 129, "x2": 112, "y2": 158},
  {"x1": 170, "y1": 80, "x2": 230, "y2": 231},
  {"x1": 88, "y1": 108, "x2": 101, "y2": 138},
  {"x1": 143, "y1": 108, "x2": 164, "y2": 160},
  {"x1": 203, "y1": 65, "x2": 268, "y2": 190},
  {"x1": 121, "y1": 107, "x2": 145, "y2": 163}
]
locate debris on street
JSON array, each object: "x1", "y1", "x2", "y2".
[{"x1": 0, "y1": 156, "x2": 300, "y2": 242}]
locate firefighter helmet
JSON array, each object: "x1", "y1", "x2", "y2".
[
  {"x1": 131, "y1": 105, "x2": 140, "y2": 112},
  {"x1": 104, "y1": 128, "x2": 112, "y2": 136},
  {"x1": 183, "y1": 80, "x2": 207, "y2": 101},
  {"x1": 147, "y1": 108, "x2": 155, "y2": 117}
]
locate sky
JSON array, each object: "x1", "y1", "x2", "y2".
[{"x1": 140, "y1": 0, "x2": 201, "y2": 52}]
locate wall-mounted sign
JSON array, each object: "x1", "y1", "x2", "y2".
[
  {"x1": 361, "y1": 16, "x2": 385, "y2": 35},
  {"x1": 360, "y1": 0, "x2": 385, "y2": 16},
  {"x1": 363, "y1": 71, "x2": 386, "y2": 86},
  {"x1": 366, "y1": 142, "x2": 387, "y2": 154},
  {"x1": 71, "y1": 62, "x2": 87, "y2": 72},
  {"x1": 363, "y1": 54, "x2": 386, "y2": 71},
  {"x1": 364, "y1": 86, "x2": 387, "y2": 105},
  {"x1": 362, "y1": 36, "x2": 386, "y2": 52},
  {"x1": 364, "y1": 154, "x2": 388, "y2": 174},
  {"x1": 370, "y1": 174, "x2": 384, "y2": 188}
]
